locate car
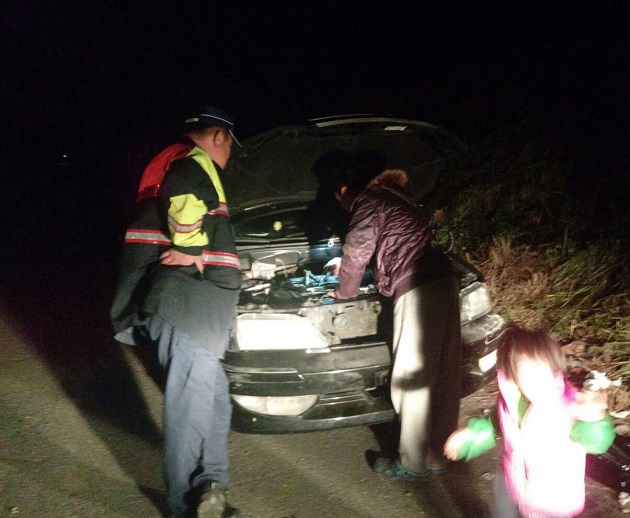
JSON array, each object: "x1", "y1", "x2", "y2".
[{"x1": 220, "y1": 115, "x2": 505, "y2": 433}]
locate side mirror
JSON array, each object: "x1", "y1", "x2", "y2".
[{"x1": 434, "y1": 227, "x2": 454, "y2": 253}]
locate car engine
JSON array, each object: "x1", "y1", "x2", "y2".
[{"x1": 238, "y1": 266, "x2": 382, "y2": 343}]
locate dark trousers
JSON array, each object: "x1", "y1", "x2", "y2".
[{"x1": 147, "y1": 316, "x2": 232, "y2": 516}]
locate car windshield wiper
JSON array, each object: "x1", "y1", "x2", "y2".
[
  {"x1": 237, "y1": 233, "x2": 305, "y2": 241},
  {"x1": 235, "y1": 235, "x2": 273, "y2": 243}
]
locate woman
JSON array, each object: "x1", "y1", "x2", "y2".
[{"x1": 324, "y1": 159, "x2": 461, "y2": 479}]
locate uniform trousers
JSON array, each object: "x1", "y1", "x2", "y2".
[{"x1": 147, "y1": 316, "x2": 232, "y2": 516}]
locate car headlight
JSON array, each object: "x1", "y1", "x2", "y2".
[
  {"x1": 236, "y1": 313, "x2": 331, "y2": 350},
  {"x1": 460, "y1": 282, "x2": 492, "y2": 323},
  {"x1": 232, "y1": 394, "x2": 318, "y2": 416}
]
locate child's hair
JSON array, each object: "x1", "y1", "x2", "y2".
[{"x1": 497, "y1": 325, "x2": 566, "y2": 381}]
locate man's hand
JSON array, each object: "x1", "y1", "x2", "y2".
[{"x1": 160, "y1": 249, "x2": 204, "y2": 274}]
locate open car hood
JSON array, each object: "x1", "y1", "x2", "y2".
[{"x1": 222, "y1": 115, "x2": 466, "y2": 212}]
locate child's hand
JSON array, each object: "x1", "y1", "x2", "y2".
[
  {"x1": 572, "y1": 389, "x2": 609, "y2": 422},
  {"x1": 444, "y1": 428, "x2": 473, "y2": 461}
]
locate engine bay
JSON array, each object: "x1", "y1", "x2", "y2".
[{"x1": 238, "y1": 261, "x2": 383, "y2": 343}]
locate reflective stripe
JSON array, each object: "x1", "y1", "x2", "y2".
[
  {"x1": 124, "y1": 229, "x2": 240, "y2": 269},
  {"x1": 167, "y1": 214, "x2": 204, "y2": 234},
  {"x1": 207, "y1": 209, "x2": 229, "y2": 216},
  {"x1": 208, "y1": 201, "x2": 229, "y2": 217},
  {"x1": 125, "y1": 229, "x2": 172, "y2": 245},
  {"x1": 202, "y1": 251, "x2": 241, "y2": 269}
]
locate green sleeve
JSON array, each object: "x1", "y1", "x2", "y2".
[
  {"x1": 570, "y1": 416, "x2": 616, "y2": 454},
  {"x1": 458, "y1": 416, "x2": 497, "y2": 461}
]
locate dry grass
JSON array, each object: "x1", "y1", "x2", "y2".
[
  {"x1": 474, "y1": 236, "x2": 630, "y2": 419},
  {"x1": 479, "y1": 237, "x2": 629, "y2": 344},
  {"x1": 439, "y1": 121, "x2": 630, "y2": 424}
]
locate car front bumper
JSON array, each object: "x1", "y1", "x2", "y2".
[
  {"x1": 224, "y1": 339, "x2": 394, "y2": 433},
  {"x1": 224, "y1": 313, "x2": 504, "y2": 434}
]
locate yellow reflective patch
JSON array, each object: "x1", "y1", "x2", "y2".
[
  {"x1": 187, "y1": 147, "x2": 226, "y2": 203},
  {"x1": 168, "y1": 194, "x2": 209, "y2": 247}
]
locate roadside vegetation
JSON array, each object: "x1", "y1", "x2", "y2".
[{"x1": 439, "y1": 119, "x2": 630, "y2": 417}]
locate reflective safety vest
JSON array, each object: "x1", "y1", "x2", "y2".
[
  {"x1": 111, "y1": 143, "x2": 242, "y2": 343},
  {"x1": 124, "y1": 146, "x2": 240, "y2": 270}
]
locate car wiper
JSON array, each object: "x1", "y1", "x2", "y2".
[
  {"x1": 235, "y1": 236, "x2": 273, "y2": 244},
  {"x1": 237, "y1": 233, "x2": 305, "y2": 240},
  {"x1": 277, "y1": 233, "x2": 306, "y2": 239}
]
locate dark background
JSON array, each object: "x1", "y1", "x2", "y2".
[
  {"x1": 0, "y1": 9, "x2": 626, "y2": 515},
  {"x1": 1, "y1": 1, "x2": 628, "y2": 277}
]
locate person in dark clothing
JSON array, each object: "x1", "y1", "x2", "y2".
[
  {"x1": 110, "y1": 106, "x2": 249, "y2": 518},
  {"x1": 304, "y1": 150, "x2": 353, "y2": 247},
  {"x1": 324, "y1": 164, "x2": 462, "y2": 479}
]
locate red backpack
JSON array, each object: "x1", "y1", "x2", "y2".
[{"x1": 135, "y1": 142, "x2": 193, "y2": 202}]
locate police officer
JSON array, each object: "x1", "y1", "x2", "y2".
[{"x1": 111, "y1": 106, "x2": 248, "y2": 518}]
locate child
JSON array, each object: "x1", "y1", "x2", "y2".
[{"x1": 444, "y1": 325, "x2": 615, "y2": 518}]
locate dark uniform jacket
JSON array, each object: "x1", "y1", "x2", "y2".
[{"x1": 110, "y1": 145, "x2": 241, "y2": 356}]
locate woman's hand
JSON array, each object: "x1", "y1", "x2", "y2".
[{"x1": 323, "y1": 256, "x2": 341, "y2": 275}]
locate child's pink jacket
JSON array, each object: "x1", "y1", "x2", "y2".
[{"x1": 498, "y1": 370, "x2": 585, "y2": 517}]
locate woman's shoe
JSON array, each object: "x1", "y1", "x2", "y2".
[{"x1": 373, "y1": 457, "x2": 430, "y2": 480}]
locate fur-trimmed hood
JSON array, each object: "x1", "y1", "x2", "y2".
[{"x1": 367, "y1": 169, "x2": 409, "y2": 190}]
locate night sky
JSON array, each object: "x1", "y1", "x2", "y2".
[{"x1": 1, "y1": 2, "x2": 628, "y2": 272}]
